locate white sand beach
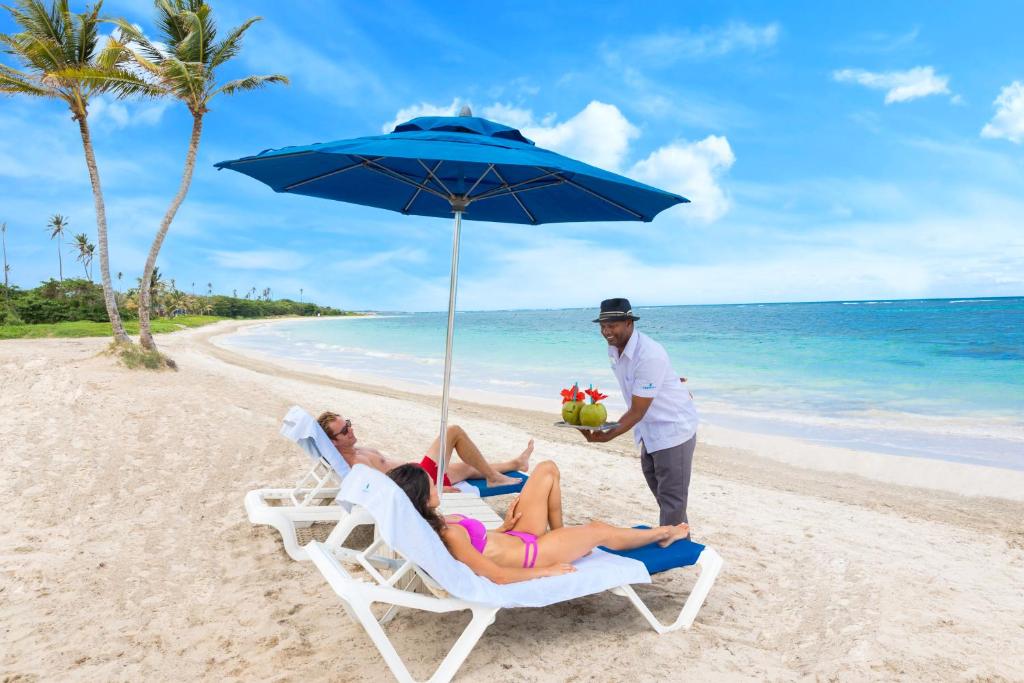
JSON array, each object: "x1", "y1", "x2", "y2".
[{"x1": 2, "y1": 320, "x2": 1023, "y2": 681}]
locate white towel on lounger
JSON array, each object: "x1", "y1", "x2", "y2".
[{"x1": 338, "y1": 464, "x2": 650, "y2": 608}]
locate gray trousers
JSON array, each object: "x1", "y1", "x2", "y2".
[{"x1": 640, "y1": 434, "x2": 696, "y2": 526}]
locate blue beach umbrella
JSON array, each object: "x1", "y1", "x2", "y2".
[{"x1": 216, "y1": 107, "x2": 688, "y2": 491}]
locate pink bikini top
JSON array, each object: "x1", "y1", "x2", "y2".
[{"x1": 450, "y1": 514, "x2": 487, "y2": 553}]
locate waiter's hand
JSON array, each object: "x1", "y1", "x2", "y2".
[{"x1": 584, "y1": 428, "x2": 614, "y2": 443}]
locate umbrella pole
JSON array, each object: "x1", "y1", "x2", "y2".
[{"x1": 435, "y1": 208, "x2": 464, "y2": 501}]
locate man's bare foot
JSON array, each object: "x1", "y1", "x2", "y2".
[
  {"x1": 486, "y1": 472, "x2": 520, "y2": 487},
  {"x1": 658, "y1": 523, "x2": 691, "y2": 548},
  {"x1": 512, "y1": 439, "x2": 534, "y2": 471}
]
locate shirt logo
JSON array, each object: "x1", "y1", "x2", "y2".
[{"x1": 642, "y1": 382, "x2": 656, "y2": 390}]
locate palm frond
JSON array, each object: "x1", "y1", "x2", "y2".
[
  {"x1": 57, "y1": 65, "x2": 166, "y2": 99},
  {"x1": 211, "y1": 73, "x2": 287, "y2": 98},
  {"x1": 57, "y1": 0, "x2": 76, "y2": 64},
  {"x1": 207, "y1": 16, "x2": 260, "y2": 70},
  {"x1": 3, "y1": 31, "x2": 69, "y2": 74},
  {"x1": 73, "y1": 3, "x2": 103, "y2": 67},
  {"x1": 154, "y1": 0, "x2": 190, "y2": 50},
  {"x1": 0, "y1": 64, "x2": 54, "y2": 96},
  {"x1": 173, "y1": 6, "x2": 215, "y2": 64},
  {"x1": 6, "y1": 0, "x2": 65, "y2": 48},
  {"x1": 173, "y1": 9, "x2": 203, "y2": 61},
  {"x1": 109, "y1": 19, "x2": 166, "y2": 64},
  {"x1": 154, "y1": 56, "x2": 203, "y2": 103},
  {"x1": 94, "y1": 35, "x2": 126, "y2": 71}
]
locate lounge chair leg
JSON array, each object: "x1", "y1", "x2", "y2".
[
  {"x1": 425, "y1": 606, "x2": 497, "y2": 683},
  {"x1": 616, "y1": 547, "x2": 724, "y2": 634},
  {"x1": 351, "y1": 597, "x2": 497, "y2": 683}
]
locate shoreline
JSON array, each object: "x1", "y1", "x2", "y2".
[
  {"x1": 3, "y1": 322, "x2": 1023, "y2": 680},
  {"x1": 210, "y1": 318, "x2": 1024, "y2": 502}
]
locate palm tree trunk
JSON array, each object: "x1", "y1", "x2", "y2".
[
  {"x1": 76, "y1": 115, "x2": 130, "y2": 344},
  {"x1": 139, "y1": 115, "x2": 204, "y2": 351},
  {"x1": 2, "y1": 227, "x2": 8, "y2": 290},
  {"x1": 57, "y1": 235, "x2": 63, "y2": 282}
]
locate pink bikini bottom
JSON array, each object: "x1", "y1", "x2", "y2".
[{"x1": 503, "y1": 530, "x2": 538, "y2": 568}]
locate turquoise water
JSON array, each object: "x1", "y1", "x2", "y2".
[{"x1": 222, "y1": 297, "x2": 1024, "y2": 470}]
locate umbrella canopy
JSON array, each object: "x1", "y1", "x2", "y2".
[
  {"x1": 215, "y1": 114, "x2": 687, "y2": 224},
  {"x1": 216, "y1": 111, "x2": 688, "y2": 491}
]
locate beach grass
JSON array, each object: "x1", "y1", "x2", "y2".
[{"x1": 0, "y1": 315, "x2": 223, "y2": 340}]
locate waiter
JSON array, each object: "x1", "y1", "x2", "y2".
[{"x1": 581, "y1": 298, "x2": 699, "y2": 526}]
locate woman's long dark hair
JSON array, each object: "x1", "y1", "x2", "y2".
[{"x1": 387, "y1": 463, "x2": 446, "y2": 535}]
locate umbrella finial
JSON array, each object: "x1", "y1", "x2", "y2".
[{"x1": 458, "y1": 105, "x2": 473, "y2": 117}]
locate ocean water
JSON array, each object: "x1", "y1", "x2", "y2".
[{"x1": 221, "y1": 297, "x2": 1024, "y2": 470}]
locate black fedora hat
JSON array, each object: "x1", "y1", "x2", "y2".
[{"x1": 593, "y1": 298, "x2": 639, "y2": 323}]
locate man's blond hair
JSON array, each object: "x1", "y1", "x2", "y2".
[{"x1": 317, "y1": 411, "x2": 340, "y2": 437}]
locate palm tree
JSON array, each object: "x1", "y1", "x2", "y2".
[
  {"x1": 145, "y1": 265, "x2": 165, "y2": 314},
  {"x1": 73, "y1": 232, "x2": 94, "y2": 280},
  {"x1": 1, "y1": 222, "x2": 9, "y2": 292},
  {"x1": 299, "y1": 287, "x2": 303, "y2": 303},
  {"x1": 114, "y1": 1, "x2": 288, "y2": 350},
  {"x1": 85, "y1": 242, "x2": 95, "y2": 280},
  {"x1": 46, "y1": 214, "x2": 69, "y2": 282},
  {"x1": 206, "y1": 281, "x2": 212, "y2": 296},
  {"x1": 0, "y1": 0, "x2": 157, "y2": 344}
]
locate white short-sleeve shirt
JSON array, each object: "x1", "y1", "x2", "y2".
[{"x1": 609, "y1": 330, "x2": 699, "y2": 452}]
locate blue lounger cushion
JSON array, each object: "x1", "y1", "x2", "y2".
[
  {"x1": 600, "y1": 526, "x2": 705, "y2": 575},
  {"x1": 463, "y1": 470, "x2": 528, "y2": 497}
]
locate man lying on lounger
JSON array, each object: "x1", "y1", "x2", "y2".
[{"x1": 317, "y1": 411, "x2": 531, "y2": 490}]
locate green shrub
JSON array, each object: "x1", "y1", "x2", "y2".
[{"x1": 0, "y1": 305, "x2": 24, "y2": 325}]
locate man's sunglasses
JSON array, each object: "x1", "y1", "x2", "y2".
[{"x1": 332, "y1": 419, "x2": 352, "y2": 439}]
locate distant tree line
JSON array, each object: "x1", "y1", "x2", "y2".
[{"x1": 0, "y1": 277, "x2": 346, "y2": 326}]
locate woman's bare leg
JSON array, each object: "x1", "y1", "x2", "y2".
[
  {"x1": 508, "y1": 460, "x2": 563, "y2": 535},
  {"x1": 422, "y1": 425, "x2": 520, "y2": 487},
  {"x1": 534, "y1": 521, "x2": 691, "y2": 565}
]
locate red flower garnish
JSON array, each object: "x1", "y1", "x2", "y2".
[
  {"x1": 560, "y1": 384, "x2": 583, "y2": 403},
  {"x1": 584, "y1": 387, "x2": 608, "y2": 404}
]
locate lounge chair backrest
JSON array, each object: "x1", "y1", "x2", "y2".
[
  {"x1": 338, "y1": 464, "x2": 649, "y2": 608},
  {"x1": 280, "y1": 405, "x2": 351, "y2": 478}
]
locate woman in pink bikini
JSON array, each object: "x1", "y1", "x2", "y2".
[{"x1": 387, "y1": 460, "x2": 690, "y2": 584}]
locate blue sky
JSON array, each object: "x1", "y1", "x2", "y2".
[{"x1": 2, "y1": 0, "x2": 1023, "y2": 311}]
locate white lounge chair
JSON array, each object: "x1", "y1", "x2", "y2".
[
  {"x1": 305, "y1": 464, "x2": 724, "y2": 683},
  {"x1": 245, "y1": 406, "x2": 509, "y2": 560}
]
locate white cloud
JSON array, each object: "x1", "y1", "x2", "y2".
[
  {"x1": 381, "y1": 98, "x2": 464, "y2": 133},
  {"x1": 610, "y1": 21, "x2": 780, "y2": 66},
  {"x1": 479, "y1": 102, "x2": 548, "y2": 131},
  {"x1": 629, "y1": 136, "x2": 736, "y2": 223},
  {"x1": 381, "y1": 100, "x2": 733, "y2": 220},
  {"x1": 384, "y1": 99, "x2": 640, "y2": 171},
  {"x1": 89, "y1": 96, "x2": 170, "y2": 130},
  {"x1": 209, "y1": 249, "x2": 309, "y2": 271},
  {"x1": 833, "y1": 66, "x2": 952, "y2": 104},
  {"x1": 981, "y1": 81, "x2": 1024, "y2": 143},
  {"x1": 520, "y1": 101, "x2": 639, "y2": 171}
]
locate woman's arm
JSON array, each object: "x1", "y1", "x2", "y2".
[{"x1": 442, "y1": 528, "x2": 575, "y2": 584}]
